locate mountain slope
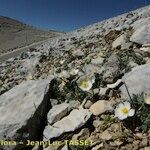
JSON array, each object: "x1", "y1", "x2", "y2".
[
  {"x1": 0, "y1": 16, "x2": 62, "y2": 54},
  {"x1": 0, "y1": 5, "x2": 150, "y2": 150}
]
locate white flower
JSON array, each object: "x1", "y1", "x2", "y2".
[
  {"x1": 144, "y1": 96, "x2": 150, "y2": 105},
  {"x1": 115, "y1": 101, "x2": 135, "y2": 120},
  {"x1": 78, "y1": 76, "x2": 95, "y2": 91},
  {"x1": 70, "y1": 69, "x2": 79, "y2": 76}
]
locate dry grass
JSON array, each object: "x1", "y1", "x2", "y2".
[{"x1": 0, "y1": 16, "x2": 63, "y2": 54}]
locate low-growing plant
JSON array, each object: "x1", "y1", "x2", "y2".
[
  {"x1": 132, "y1": 93, "x2": 150, "y2": 132},
  {"x1": 115, "y1": 91, "x2": 150, "y2": 132},
  {"x1": 99, "y1": 115, "x2": 116, "y2": 131}
]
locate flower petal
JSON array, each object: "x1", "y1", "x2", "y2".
[
  {"x1": 79, "y1": 80, "x2": 92, "y2": 91},
  {"x1": 117, "y1": 103, "x2": 124, "y2": 109},
  {"x1": 114, "y1": 109, "x2": 121, "y2": 117},
  {"x1": 118, "y1": 114, "x2": 128, "y2": 120},
  {"x1": 144, "y1": 97, "x2": 150, "y2": 105},
  {"x1": 115, "y1": 108, "x2": 125, "y2": 118},
  {"x1": 123, "y1": 101, "x2": 131, "y2": 109},
  {"x1": 128, "y1": 109, "x2": 135, "y2": 117},
  {"x1": 91, "y1": 76, "x2": 95, "y2": 84}
]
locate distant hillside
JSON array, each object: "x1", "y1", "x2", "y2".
[{"x1": 0, "y1": 16, "x2": 62, "y2": 54}]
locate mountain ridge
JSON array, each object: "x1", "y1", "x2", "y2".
[{"x1": 0, "y1": 16, "x2": 63, "y2": 54}]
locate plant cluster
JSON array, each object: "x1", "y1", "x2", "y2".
[{"x1": 115, "y1": 93, "x2": 150, "y2": 132}]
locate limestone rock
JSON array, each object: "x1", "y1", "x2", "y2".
[
  {"x1": 112, "y1": 34, "x2": 127, "y2": 48},
  {"x1": 0, "y1": 78, "x2": 53, "y2": 149},
  {"x1": 43, "y1": 109, "x2": 92, "y2": 140},
  {"x1": 92, "y1": 143, "x2": 104, "y2": 150},
  {"x1": 84, "y1": 100, "x2": 93, "y2": 109},
  {"x1": 32, "y1": 145, "x2": 39, "y2": 150},
  {"x1": 130, "y1": 23, "x2": 150, "y2": 45},
  {"x1": 99, "y1": 87, "x2": 108, "y2": 96},
  {"x1": 61, "y1": 145, "x2": 69, "y2": 150},
  {"x1": 93, "y1": 120, "x2": 103, "y2": 128},
  {"x1": 143, "y1": 147, "x2": 150, "y2": 150},
  {"x1": 72, "y1": 49, "x2": 84, "y2": 57},
  {"x1": 89, "y1": 100, "x2": 113, "y2": 116},
  {"x1": 72, "y1": 128, "x2": 90, "y2": 140},
  {"x1": 21, "y1": 57, "x2": 39, "y2": 75},
  {"x1": 99, "y1": 130, "x2": 112, "y2": 141},
  {"x1": 131, "y1": 18, "x2": 150, "y2": 30},
  {"x1": 120, "y1": 64, "x2": 150, "y2": 100},
  {"x1": 47, "y1": 103, "x2": 70, "y2": 125},
  {"x1": 107, "y1": 79, "x2": 122, "y2": 89},
  {"x1": 83, "y1": 64, "x2": 103, "y2": 75},
  {"x1": 69, "y1": 100, "x2": 81, "y2": 109},
  {"x1": 102, "y1": 54, "x2": 120, "y2": 83},
  {"x1": 91, "y1": 57, "x2": 104, "y2": 65},
  {"x1": 121, "y1": 42, "x2": 133, "y2": 50}
]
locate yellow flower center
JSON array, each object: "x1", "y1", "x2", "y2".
[
  {"x1": 80, "y1": 80, "x2": 89, "y2": 88},
  {"x1": 145, "y1": 97, "x2": 150, "y2": 104},
  {"x1": 122, "y1": 108, "x2": 129, "y2": 114}
]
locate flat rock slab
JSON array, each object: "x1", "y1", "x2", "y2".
[
  {"x1": 0, "y1": 78, "x2": 52, "y2": 144},
  {"x1": 130, "y1": 22, "x2": 150, "y2": 45},
  {"x1": 112, "y1": 34, "x2": 127, "y2": 48},
  {"x1": 47, "y1": 103, "x2": 70, "y2": 125},
  {"x1": 89, "y1": 100, "x2": 113, "y2": 116},
  {"x1": 43, "y1": 109, "x2": 92, "y2": 140},
  {"x1": 120, "y1": 64, "x2": 150, "y2": 100}
]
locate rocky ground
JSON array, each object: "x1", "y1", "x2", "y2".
[{"x1": 0, "y1": 5, "x2": 150, "y2": 150}]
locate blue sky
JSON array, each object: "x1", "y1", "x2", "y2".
[{"x1": 0, "y1": 0, "x2": 149, "y2": 31}]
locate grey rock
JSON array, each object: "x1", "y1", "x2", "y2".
[
  {"x1": 99, "y1": 130, "x2": 112, "y2": 140},
  {"x1": 128, "y1": 60, "x2": 139, "y2": 68},
  {"x1": 93, "y1": 88, "x2": 100, "y2": 94},
  {"x1": 19, "y1": 57, "x2": 39, "y2": 76},
  {"x1": 50, "y1": 99, "x2": 59, "y2": 106},
  {"x1": 0, "y1": 80, "x2": 2, "y2": 86},
  {"x1": 140, "y1": 44, "x2": 150, "y2": 52},
  {"x1": 0, "y1": 78, "x2": 53, "y2": 149},
  {"x1": 61, "y1": 145, "x2": 69, "y2": 150},
  {"x1": 115, "y1": 24, "x2": 130, "y2": 31},
  {"x1": 131, "y1": 18, "x2": 150, "y2": 30},
  {"x1": 72, "y1": 128, "x2": 90, "y2": 140},
  {"x1": 99, "y1": 87, "x2": 108, "y2": 96},
  {"x1": 93, "y1": 120, "x2": 103, "y2": 128},
  {"x1": 120, "y1": 64, "x2": 150, "y2": 100},
  {"x1": 92, "y1": 47, "x2": 101, "y2": 53},
  {"x1": 69, "y1": 100, "x2": 81, "y2": 109},
  {"x1": 84, "y1": 100, "x2": 93, "y2": 109},
  {"x1": 91, "y1": 57, "x2": 104, "y2": 65},
  {"x1": 32, "y1": 145, "x2": 39, "y2": 150},
  {"x1": 47, "y1": 103, "x2": 70, "y2": 125},
  {"x1": 112, "y1": 34, "x2": 127, "y2": 48},
  {"x1": 92, "y1": 143, "x2": 104, "y2": 150},
  {"x1": 130, "y1": 23, "x2": 150, "y2": 45},
  {"x1": 102, "y1": 54, "x2": 120, "y2": 83},
  {"x1": 144, "y1": 147, "x2": 150, "y2": 150},
  {"x1": 43, "y1": 109, "x2": 92, "y2": 140},
  {"x1": 121, "y1": 42, "x2": 133, "y2": 50},
  {"x1": 72, "y1": 49, "x2": 84, "y2": 57},
  {"x1": 107, "y1": 79, "x2": 122, "y2": 89},
  {"x1": 89, "y1": 100, "x2": 113, "y2": 116},
  {"x1": 83, "y1": 64, "x2": 103, "y2": 75}
]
